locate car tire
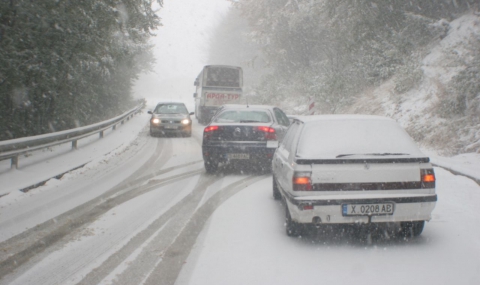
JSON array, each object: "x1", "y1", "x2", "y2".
[
  {"x1": 185, "y1": 129, "x2": 192, "y2": 137},
  {"x1": 273, "y1": 176, "x2": 281, "y2": 200},
  {"x1": 150, "y1": 129, "x2": 156, "y2": 137},
  {"x1": 400, "y1": 221, "x2": 425, "y2": 238},
  {"x1": 285, "y1": 203, "x2": 303, "y2": 237},
  {"x1": 204, "y1": 159, "x2": 218, "y2": 174}
]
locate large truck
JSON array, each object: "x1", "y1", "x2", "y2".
[{"x1": 194, "y1": 65, "x2": 243, "y2": 124}]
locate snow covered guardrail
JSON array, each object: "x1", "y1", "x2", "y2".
[{"x1": 0, "y1": 105, "x2": 143, "y2": 169}]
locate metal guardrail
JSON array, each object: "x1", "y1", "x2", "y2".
[{"x1": 0, "y1": 105, "x2": 143, "y2": 169}]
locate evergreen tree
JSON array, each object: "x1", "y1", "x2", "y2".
[{"x1": 0, "y1": 0, "x2": 161, "y2": 140}]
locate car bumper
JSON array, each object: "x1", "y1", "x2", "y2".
[
  {"x1": 150, "y1": 124, "x2": 191, "y2": 133},
  {"x1": 202, "y1": 143, "x2": 276, "y2": 164},
  {"x1": 284, "y1": 192, "x2": 437, "y2": 224}
]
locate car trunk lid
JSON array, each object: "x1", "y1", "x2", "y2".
[{"x1": 205, "y1": 124, "x2": 275, "y2": 142}]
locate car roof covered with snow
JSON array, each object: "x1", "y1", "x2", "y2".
[
  {"x1": 218, "y1": 104, "x2": 278, "y2": 111},
  {"x1": 154, "y1": 101, "x2": 186, "y2": 105},
  {"x1": 293, "y1": 115, "x2": 427, "y2": 160}
]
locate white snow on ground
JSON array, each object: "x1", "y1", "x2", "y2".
[
  {"x1": 177, "y1": 168, "x2": 480, "y2": 285},
  {"x1": 8, "y1": 176, "x2": 200, "y2": 285},
  {"x1": 422, "y1": 13, "x2": 480, "y2": 81},
  {"x1": 99, "y1": 219, "x2": 171, "y2": 285},
  {"x1": 346, "y1": 13, "x2": 480, "y2": 155},
  {"x1": 1, "y1": 98, "x2": 479, "y2": 285},
  {"x1": 0, "y1": 110, "x2": 151, "y2": 196},
  {"x1": 0, "y1": 109, "x2": 158, "y2": 242},
  {"x1": 429, "y1": 152, "x2": 480, "y2": 182}
]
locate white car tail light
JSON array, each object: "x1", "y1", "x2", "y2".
[{"x1": 293, "y1": 171, "x2": 312, "y2": 191}]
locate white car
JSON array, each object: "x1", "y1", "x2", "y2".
[{"x1": 272, "y1": 115, "x2": 437, "y2": 237}]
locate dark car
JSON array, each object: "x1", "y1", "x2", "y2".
[
  {"x1": 148, "y1": 102, "x2": 194, "y2": 137},
  {"x1": 202, "y1": 104, "x2": 290, "y2": 173}
]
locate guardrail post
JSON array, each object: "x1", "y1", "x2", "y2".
[
  {"x1": 11, "y1": 156, "x2": 18, "y2": 169},
  {"x1": 72, "y1": 140, "x2": 77, "y2": 149},
  {"x1": 121, "y1": 120, "x2": 124, "y2": 125},
  {"x1": 99, "y1": 131, "x2": 104, "y2": 138},
  {"x1": 112, "y1": 124, "x2": 116, "y2": 130}
]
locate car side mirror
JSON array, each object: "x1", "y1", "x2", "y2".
[
  {"x1": 147, "y1": 110, "x2": 153, "y2": 114},
  {"x1": 189, "y1": 112, "x2": 194, "y2": 115}
]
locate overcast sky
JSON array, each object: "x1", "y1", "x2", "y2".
[{"x1": 133, "y1": 0, "x2": 231, "y2": 109}]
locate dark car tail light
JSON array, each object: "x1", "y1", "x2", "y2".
[
  {"x1": 256, "y1": 126, "x2": 277, "y2": 140},
  {"x1": 293, "y1": 172, "x2": 312, "y2": 191},
  {"x1": 203, "y1": 125, "x2": 219, "y2": 140},
  {"x1": 204, "y1": 126, "x2": 219, "y2": 132},
  {"x1": 421, "y1": 168, "x2": 435, "y2": 188}
]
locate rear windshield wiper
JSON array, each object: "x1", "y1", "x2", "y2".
[{"x1": 336, "y1": 153, "x2": 409, "y2": 158}]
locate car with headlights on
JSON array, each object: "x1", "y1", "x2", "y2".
[
  {"x1": 148, "y1": 102, "x2": 194, "y2": 137},
  {"x1": 202, "y1": 104, "x2": 290, "y2": 173},
  {"x1": 272, "y1": 115, "x2": 437, "y2": 238}
]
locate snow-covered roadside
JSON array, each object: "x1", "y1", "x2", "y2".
[
  {"x1": 177, "y1": 168, "x2": 480, "y2": 285},
  {"x1": 419, "y1": 147, "x2": 480, "y2": 185},
  {"x1": 427, "y1": 151, "x2": 480, "y2": 184},
  {"x1": 0, "y1": 110, "x2": 159, "y2": 242},
  {"x1": 0, "y1": 110, "x2": 150, "y2": 197}
]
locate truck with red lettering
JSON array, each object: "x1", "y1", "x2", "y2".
[{"x1": 193, "y1": 65, "x2": 243, "y2": 124}]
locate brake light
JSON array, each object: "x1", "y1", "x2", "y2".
[
  {"x1": 421, "y1": 169, "x2": 436, "y2": 188},
  {"x1": 256, "y1": 126, "x2": 277, "y2": 140},
  {"x1": 423, "y1": 174, "x2": 435, "y2": 182},
  {"x1": 421, "y1": 169, "x2": 435, "y2": 182},
  {"x1": 204, "y1": 126, "x2": 219, "y2": 132},
  {"x1": 293, "y1": 173, "x2": 312, "y2": 191},
  {"x1": 204, "y1": 125, "x2": 219, "y2": 140}
]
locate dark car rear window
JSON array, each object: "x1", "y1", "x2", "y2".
[{"x1": 213, "y1": 110, "x2": 271, "y2": 123}]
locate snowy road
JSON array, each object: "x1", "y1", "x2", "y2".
[{"x1": 0, "y1": 112, "x2": 479, "y2": 285}]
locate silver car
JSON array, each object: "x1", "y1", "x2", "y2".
[
  {"x1": 148, "y1": 102, "x2": 194, "y2": 137},
  {"x1": 272, "y1": 115, "x2": 437, "y2": 238}
]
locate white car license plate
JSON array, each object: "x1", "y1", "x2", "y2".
[
  {"x1": 228, "y1": 153, "x2": 250, "y2": 159},
  {"x1": 165, "y1": 126, "x2": 178, "y2": 129},
  {"x1": 342, "y1": 203, "x2": 394, "y2": 216}
]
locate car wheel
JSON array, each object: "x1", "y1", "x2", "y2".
[
  {"x1": 285, "y1": 203, "x2": 303, "y2": 237},
  {"x1": 185, "y1": 129, "x2": 192, "y2": 137},
  {"x1": 273, "y1": 176, "x2": 281, "y2": 200},
  {"x1": 204, "y1": 159, "x2": 218, "y2": 174},
  {"x1": 400, "y1": 221, "x2": 425, "y2": 238}
]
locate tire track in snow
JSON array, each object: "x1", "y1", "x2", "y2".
[
  {"x1": 143, "y1": 175, "x2": 268, "y2": 285},
  {"x1": 75, "y1": 173, "x2": 220, "y2": 285},
  {"x1": 0, "y1": 137, "x2": 201, "y2": 280}
]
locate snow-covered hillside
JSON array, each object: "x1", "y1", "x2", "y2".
[{"x1": 346, "y1": 12, "x2": 480, "y2": 156}]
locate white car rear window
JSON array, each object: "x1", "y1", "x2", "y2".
[{"x1": 296, "y1": 117, "x2": 425, "y2": 159}]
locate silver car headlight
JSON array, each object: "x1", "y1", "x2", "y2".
[
  {"x1": 181, "y1": 119, "x2": 190, "y2": 125},
  {"x1": 152, "y1": 118, "x2": 160, "y2": 124}
]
